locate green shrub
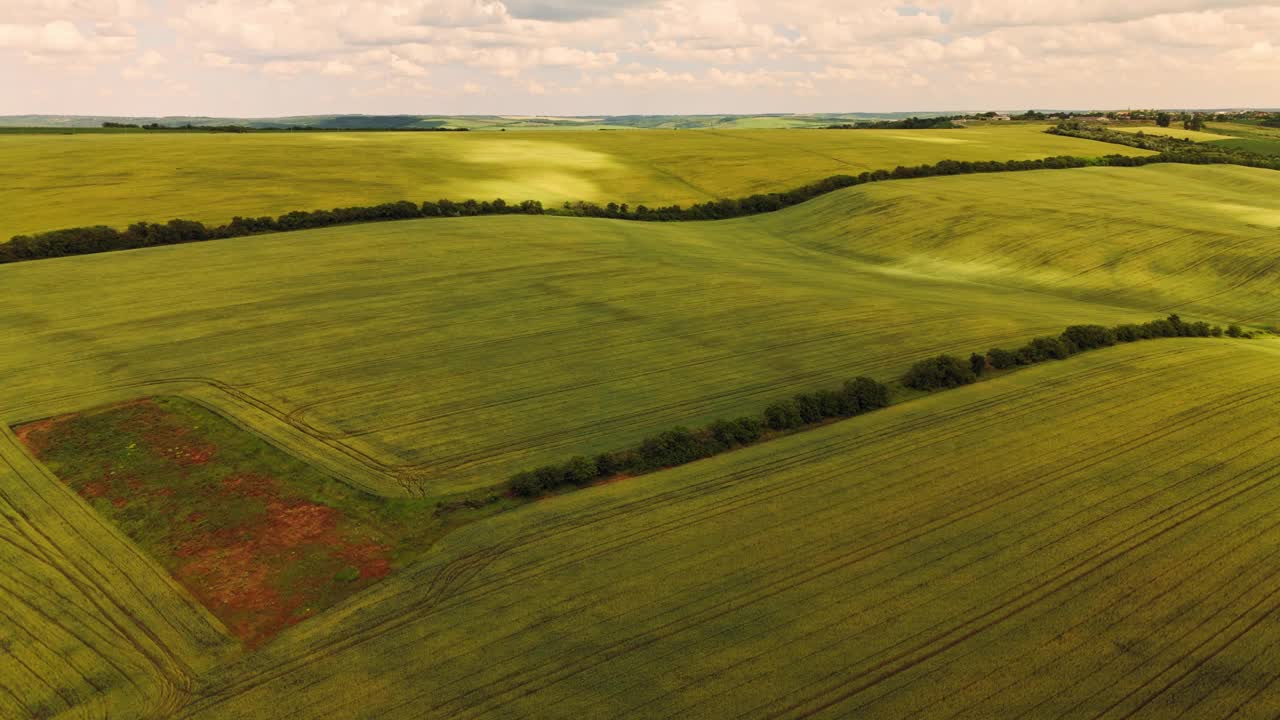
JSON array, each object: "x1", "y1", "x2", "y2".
[
  {"x1": 842, "y1": 376, "x2": 890, "y2": 413},
  {"x1": 1061, "y1": 325, "x2": 1115, "y2": 351},
  {"x1": 765, "y1": 400, "x2": 803, "y2": 431},
  {"x1": 903, "y1": 355, "x2": 976, "y2": 391},
  {"x1": 563, "y1": 456, "x2": 598, "y2": 486},
  {"x1": 987, "y1": 348, "x2": 1017, "y2": 369}
]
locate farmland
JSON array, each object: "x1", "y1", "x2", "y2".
[
  {"x1": 126, "y1": 338, "x2": 1280, "y2": 718},
  {"x1": 1112, "y1": 125, "x2": 1228, "y2": 142},
  {"x1": 15, "y1": 397, "x2": 444, "y2": 649},
  {"x1": 5, "y1": 130, "x2": 1280, "y2": 719},
  {"x1": 3, "y1": 165, "x2": 1279, "y2": 500},
  {"x1": 1112, "y1": 123, "x2": 1280, "y2": 157},
  {"x1": 0, "y1": 124, "x2": 1152, "y2": 238}
]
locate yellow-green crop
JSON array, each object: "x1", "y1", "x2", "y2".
[{"x1": 0, "y1": 124, "x2": 1152, "y2": 238}]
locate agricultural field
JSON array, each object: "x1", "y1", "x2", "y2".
[
  {"x1": 1113, "y1": 123, "x2": 1280, "y2": 156},
  {"x1": 15, "y1": 397, "x2": 444, "y2": 649},
  {"x1": 3, "y1": 165, "x2": 1279, "y2": 500},
  {"x1": 1203, "y1": 123, "x2": 1280, "y2": 156},
  {"x1": 6, "y1": 131, "x2": 1280, "y2": 719},
  {"x1": 0, "y1": 124, "x2": 1152, "y2": 238},
  {"x1": 777, "y1": 164, "x2": 1280, "y2": 322},
  {"x1": 1112, "y1": 125, "x2": 1228, "y2": 142},
  {"x1": 20, "y1": 338, "x2": 1280, "y2": 719}
]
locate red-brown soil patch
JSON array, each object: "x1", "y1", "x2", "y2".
[
  {"x1": 338, "y1": 542, "x2": 394, "y2": 581},
  {"x1": 12, "y1": 397, "x2": 400, "y2": 651},
  {"x1": 12, "y1": 416, "x2": 66, "y2": 456}
]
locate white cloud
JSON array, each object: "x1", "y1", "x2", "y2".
[{"x1": 3, "y1": 0, "x2": 1279, "y2": 114}]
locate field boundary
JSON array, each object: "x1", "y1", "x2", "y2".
[
  {"x1": 0, "y1": 149, "x2": 1217, "y2": 266},
  {"x1": 483, "y1": 316, "x2": 1250, "y2": 506},
  {"x1": 6, "y1": 141, "x2": 1276, "y2": 266}
]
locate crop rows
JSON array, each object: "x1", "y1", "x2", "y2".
[
  {"x1": 4, "y1": 172, "x2": 1254, "y2": 497},
  {"x1": 0, "y1": 427, "x2": 235, "y2": 718},
  {"x1": 0, "y1": 124, "x2": 1149, "y2": 238},
  {"x1": 162, "y1": 340, "x2": 1280, "y2": 719}
]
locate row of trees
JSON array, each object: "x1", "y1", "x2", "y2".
[
  {"x1": 6, "y1": 134, "x2": 1277, "y2": 265},
  {"x1": 0, "y1": 199, "x2": 548, "y2": 263},
  {"x1": 903, "y1": 315, "x2": 1246, "y2": 392},
  {"x1": 1048, "y1": 123, "x2": 1280, "y2": 171},
  {"x1": 507, "y1": 376, "x2": 891, "y2": 498},
  {"x1": 1153, "y1": 112, "x2": 1209, "y2": 130},
  {"x1": 550, "y1": 156, "x2": 1094, "y2": 221},
  {"x1": 99, "y1": 122, "x2": 471, "y2": 133},
  {"x1": 825, "y1": 116, "x2": 963, "y2": 130}
]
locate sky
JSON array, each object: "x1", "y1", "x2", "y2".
[{"x1": 1, "y1": 0, "x2": 1277, "y2": 117}]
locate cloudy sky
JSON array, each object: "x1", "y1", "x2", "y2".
[{"x1": 3, "y1": 0, "x2": 1278, "y2": 117}]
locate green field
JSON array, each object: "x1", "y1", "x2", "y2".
[
  {"x1": 1113, "y1": 125, "x2": 1228, "y2": 142},
  {"x1": 772, "y1": 164, "x2": 1280, "y2": 322},
  {"x1": 0, "y1": 124, "x2": 1152, "y2": 238},
  {"x1": 1202, "y1": 123, "x2": 1280, "y2": 156},
  {"x1": 175, "y1": 339, "x2": 1280, "y2": 720},
  {"x1": 7, "y1": 157, "x2": 1280, "y2": 718},
  {"x1": 12, "y1": 339, "x2": 1280, "y2": 718},
  {"x1": 3, "y1": 164, "x2": 1278, "y2": 500},
  {"x1": 1112, "y1": 123, "x2": 1280, "y2": 156}
]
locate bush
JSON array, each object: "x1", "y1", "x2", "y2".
[
  {"x1": 843, "y1": 376, "x2": 890, "y2": 413},
  {"x1": 1112, "y1": 324, "x2": 1146, "y2": 343},
  {"x1": 987, "y1": 348, "x2": 1017, "y2": 369},
  {"x1": 765, "y1": 400, "x2": 804, "y2": 431},
  {"x1": 563, "y1": 456, "x2": 597, "y2": 486},
  {"x1": 793, "y1": 393, "x2": 824, "y2": 424},
  {"x1": 593, "y1": 452, "x2": 619, "y2": 477},
  {"x1": 969, "y1": 352, "x2": 986, "y2": 377},
  {"x1": 849, "y1": 376, "x2": 890, "y2": 409},
  {"x1": 1019, "y1": 336, "x2": 1072, "y2": 363},
  {"x1": 637, "y1": 427, "x2": 710, "y2": 470},
  {"x1": 903, "y1": 355, "x2": 977, "y2": 391},
  {"x1": 730, "y1": 416, "x2": 765, "y2": 444},
  {"x1": 814, "y1": 389, "x2": 844, "y2": 418},
  {"x1": 1061, "y1": 325, "x2": 1115, "y2": 352},
  {"x1": 508, "y1": 471, "x2": 542, "y2": 497},
  {"x1": 1227, "y1": 324, "x2": 1242, "y2": 338}
]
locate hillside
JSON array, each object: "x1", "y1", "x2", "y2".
[
  {"x1": 3, "y1": 165, "x2": 1278, "y2": 500},
  {"x1": 0, "y1": 125, "x2": 1153, "y2": 238},
  {"x1": 771, "y1": 164, "x2": 1280, "y2": 323},
  {"x1": 152, "y1": 339, "x2": 1280, "y2": 718}
]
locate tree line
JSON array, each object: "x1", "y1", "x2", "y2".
[
  {"x1": 5, "y1": 137, "x2": 1278, "y2": 265},
  {"x1": 100, "y1": 121, "x2": 471, "y2": 133},
  {"x1": 903, "y1": 315, "x2": 1248, "y2": 392},
  {"x1": 1047, "y1": 122, "x2": 1280, "y2": 172},
  {"x1": 0, "y1": 200, "x2": 546, "y2": 263},
  {"x1": 506, "y1": 376, "x2": 891, "y2": 498},
  {"x1": 504, "y1": 313, "x2": 1252, "y2": 502},
  {"x1": 824, "y1": 116, "x2": 963, "y2": 130}
]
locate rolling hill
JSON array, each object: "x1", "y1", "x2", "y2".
[
  {"x1": 0, "y1": 125, "x2": 1153, "y2": 239},
  {"x1": 3, "y1": 165, "x2": 1279, "y2": 499},
  {"x1": 11, "y1": 338, "x2": 1280, "y2": 718},
  {"x1": 5, "y1": 159, "x2": 1280, "y2": 718}
]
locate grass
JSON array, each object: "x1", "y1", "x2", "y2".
[
  {"x1": 2, "y1": 164, "x2": 1278, "y2": 499},
  {"x1": 166, "y1": 338, "x2": 1280, "y2": 719},
  {"x1": 0, "y1": 124, "x2": 1153, "y2": 238}
]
